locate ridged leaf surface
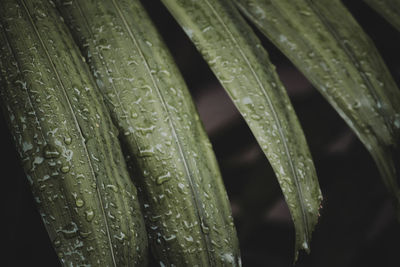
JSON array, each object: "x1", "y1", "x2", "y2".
[
  {"x1": 56, "y1": 0, "x2": 240, "y2": 265},
  {"x1": 161, "y1": 0, "x2": 323, "y2": 259},
  {"x1": 364, "y1": 0, "x2": 400, "y2": 32},
  {"x1": 0, "y1": 0, "x2": 147, "y2": 266},
  {"x1": 235, "y1": 0, "x2": 400, "y2": 217}
]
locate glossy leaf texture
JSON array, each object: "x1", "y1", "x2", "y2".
[
  {"x1": 234, "y1": 0, "x2": 400, "y2": 218},
  {"x1": 161, "y1": 0, "x2": 323, "y2": 260},
  {"x1": 363, "y1": 0, "x2": 400, "y2": 32},
  {"x1": 56, "y1": 0, "x2": 240, "y2": 265},
  {"x1": 0, "y1": 0, "x2": 148, "y2": 266}
]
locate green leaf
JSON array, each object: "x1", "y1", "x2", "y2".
[
  {"x1": 0, "y1": 0, "x2": 147, "y2": 265},
  {"x1": 56, "y1": 0, "x2": 240, "y2": 265},
  {"x1": 162, "y1": 0, "x2": 323, "y2": 260},
  {"x1": 234, "y1": 0, "x2": 400, "y2": 216},
  {"x1": 363, "y1": 0, "x2": 400, "y2": 32}
]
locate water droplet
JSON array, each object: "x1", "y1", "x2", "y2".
[
  {"x1": 114, "y1": 232, "x2": 126, "y2": 243},
  {"x1": 36, "y1": 8, "x2": 47, "y2": 18},
  {"x1": 62, "y1": 1, "x2": 73, "y2": 6},
  {"x1": 59, "y1": 222, "x2": 79, "y2": 238},
  {"x1": 302, "y1": 241, "x2": 309, "y2": 250},
  {"x1": 156, "y1": 172, "x2": 171, "y2": 185},
  {"x1": 300, "y1": 10, "x2": 312, "y2": 16},
  {"x1": 22, "y1": 142, "x2": 33, "y2": 153},
  {"x1": 64, "y1": 135, "x2": 72, "y2": 145},
  {"x1": 106, "y1": 184, "x2": 118, "y2": 193},
  {"x1": 78, "y1": 231, "x2": 90, "y2": 239},
  {"x1": 43, "y1": 144, "x2": 60, "y2": 159},
  {"x1": 352, "y1": 101, "x2": 361, "y2": 110},
  {"x1": 108, "y1": 211, "x2": 116, "y2": 221},
  {"x1": 242, "y1": 97, "x2": 253, "y2": 105},
  {"x1": 211, "y1": 240, "x2": 222, "y2": 248},
  {"x1": 184, "y1": 235, "x2": 193, "y2": 242},
  {"x1": 137, "y1": 125, "x2": 155, "y2": 135},
  {"x1": 85, "y1": 209, "x2": 95, "y2": 222},
  {"x1": 163, "y1": 234, "x2": 176, "y2": 241},
  {"x1": 139, "y1": 147, "x2": 154, "y2": 157},
  {"x1": 54, "y1": 237, "x2": 61, "y2": 248},
  {"x1": 75, "y1": 198, "x2": 84, "y2": 208},
  {"x1": 60, "y1": 165, "x2": 70, "y2": 173},
  {"x1": 177, "y1": 183, "x2": 186, "y2": 194},
  {"x1": 221, "y1": 253, "x2": 235, "y2": 264},
  {"x1": 393, "y1": 115, "x2": 400, "y2": 128},
  {"x1": 32, "y1": 157, "x2": 44, "y2": 170},
  {"x1": 201, "y1": 221, "x2": 210, "y2": 234}
]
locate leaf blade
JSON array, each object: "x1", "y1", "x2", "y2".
[
  {"x1": 234, "y1": 0, "x2": 400, "y2": 214},
  {"x1": 0, "y1": 0, "x2": 148, "y2": 265},
  {"x1": 162, "y1": 0, "x2": 323, "y2": 259},
  {"x1": 363, "y1": 0, "x2": 400, "y2": 32},
  {"x1": 56, "y1": 0, "x2": 240, "y2": 265}
]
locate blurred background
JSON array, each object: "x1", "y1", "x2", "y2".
[{"x1": 2, "y1": 0, "x2": 400, "y2": 266}]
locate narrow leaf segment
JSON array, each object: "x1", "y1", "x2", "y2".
[
  {"x1": 56, "y1": 0, "x2": 240, "y2": 265},
  {"x1": 162, "y1": 0, "x2": 323, "y2": 260},
  {"x1": 363, "y1": 0, "x2": 400, "y2": 32},
  {"x1": 235, "y1": 0, "x2": 400, "y2": 218},
  {"x1": 0, "y1": 0, "x2": 147, "y2": 266}
]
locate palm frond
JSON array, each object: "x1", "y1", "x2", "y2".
[
  {"x1": 363, "y1": 0, "x2": 400, "y2": 32},
  {"x1": 234, "y1": 0, "x2": 400, "y2": 216},
  {"x1": 56, "y1": 0, "x2": 240, "y2": 265},
  {"x1": 161, "y1": 0, "x2": 323, "y2": 259},
  {"x1": 0, "y1": 0, "x2": 148, "y2": 265}
]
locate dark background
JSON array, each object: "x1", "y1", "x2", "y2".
[{"x1": 2, "y1": 0, "x2": 400, "y2": 266}]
